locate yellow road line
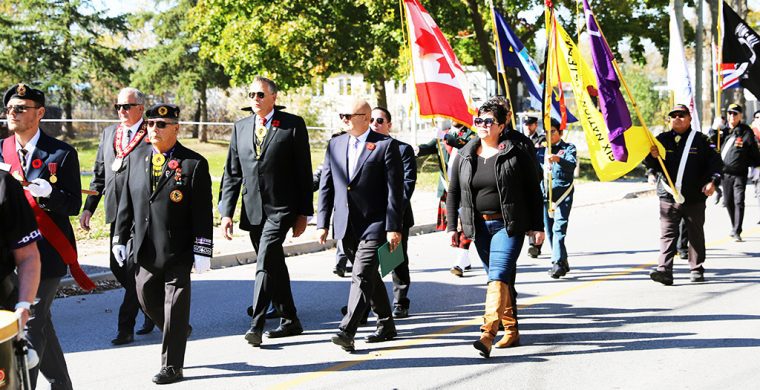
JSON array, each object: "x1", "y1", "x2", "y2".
[{"x1": 270, "y1": 228, "x2": 758, "y2": 389}]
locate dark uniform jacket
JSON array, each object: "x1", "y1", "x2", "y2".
[
  {"x1": 446, "y1": 137, "x2": 544, "y2": 238},
  {"x1": 645, "y1": 127, "x2": 723, "y2": 204},
  {"x1": 83, "y1": 121, "x2": 149, "y2": 223},
  {"x1": 317, "y1": 130, "x2": 404, "y2": 241},
  {"x1": 115, "y1": 142, "x2": 213, "y2": 273},
  {"x1": 398, "y1": 141, "x2": 416, "y2": 229},
  {"x1": 539, "y1": 140, "x2": 577, "y2": 201},
  {"x1": 0, "y1": 170, "x2": 41, "y2": 290},
  {"x1": 219, "y1": 110, "x2": 313, "y2": 230},
  {"x1": 0, "y1": 132, "x2": 81, "y2": 279},
  {"x1": 709, "y1": 123, "x2": 760, "y2": 175}
]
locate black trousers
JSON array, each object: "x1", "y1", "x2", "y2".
[
  {"x1": 248, "y1": 216, "x2": 298, "y2": 331},
  {"x1": 109, "y1": 223, "x2": 151, "y2": 334},
  {"x1": 391, "y1": 226, "x2": 411, "y2": 309},
  {"x1": 723, "y1": 173, "x2": 748, "y2": 236},
  {"x1": 136, "y1": 264, "x2": 191, "y2": 369},
  {"x1": 339, "y1": 228, "x2": 394, "y2": 336},
  {"x1": 28, "y1": 277, "x2": 73, "y2": 390},
  {"x1": 657, "y1": 200, "x2": 706, "y2": 273}
]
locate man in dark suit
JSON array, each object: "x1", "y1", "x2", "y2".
[
  {"x1": 0, "y1": 83, "x2": 90, "y2": 390},
  {"x1": 80, "y1": 87, "x2": 154, "y2": 346},
  {"x1": 369, "y1": 106, "x2": 416, "y2": 319},
  {"x1": 113, "y1": 103, "x2": 213, "y2": 384},
  {"x1": 317, "y1": 99, "x2": 404, "y2": 352},
  {"x1": 218, "y1": 76, "x2": 313, "y2": 347}
]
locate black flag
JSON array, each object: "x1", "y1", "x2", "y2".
[{"x1": 722, "y1": 1, "x2": 760, "y2": 98}]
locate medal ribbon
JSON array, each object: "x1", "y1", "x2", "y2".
[{"x1": 2, "y1": 140, "x2": 95, "y2": 291}]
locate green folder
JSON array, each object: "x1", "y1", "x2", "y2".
[{"x1": 377, "y1": 242, "x2": 404, "y2": 277}]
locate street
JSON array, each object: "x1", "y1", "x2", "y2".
[{"x1": 47, "y1": 193, "x2": 760, "y2": 389}]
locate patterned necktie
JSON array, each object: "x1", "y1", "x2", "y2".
[
  {"x1": 348, "y1": 137, "x2": 360, "y2": 178},
  {"x1": 255, "y1": 117, "x2": 268, "y2": 148},
  {"x1": 18, "y1": 148, "x2": 28, "y2": 171}
]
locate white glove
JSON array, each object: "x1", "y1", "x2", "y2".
[
  {"x1": 194, "y1": 255, "x2": 211, "y2": 274},
  {"x1": 712, "y1": 117, "x2": 724, "y2": 130},
  {"x1": 27, "y1": 178, "x2": 52, "y2": 198},
  {"x1": 112, "y1": 245, "x2": 127, "y2": 267},
  {"x1": 648, "y1": 174, "x2": 657, "y2": 186}
]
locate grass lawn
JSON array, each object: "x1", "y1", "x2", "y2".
[{"x1": 70, "y1": 137, "x2": 440, "y2": 241}]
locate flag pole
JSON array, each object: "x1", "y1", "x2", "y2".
[
  {"x1": 715, "y1": 0, "x2": 723, "y2": 151},
  {"x1": 588, "y1": 11, "x2": 680, "y2": 200},
  {"x1": 489, "y1": 0, "x2": 516, "y2": 125},
  {"x1": 543, "y1": 3, "x2": 556, "y2": 218}
]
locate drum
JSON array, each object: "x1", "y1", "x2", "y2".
[{"x1": 0, "y1": 310, "x2": 19, "y2": 389}]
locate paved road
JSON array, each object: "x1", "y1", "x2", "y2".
[{"x1": 43, "y1": 193, "x2": 760, "y2": 389}]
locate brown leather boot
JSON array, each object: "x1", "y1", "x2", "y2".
[
  {"x1": 473, "y1": 281, "x2": 507, "y2": 358},
  {"x1": 494, "y1": 284, "x2": 520, "y2": 348}
]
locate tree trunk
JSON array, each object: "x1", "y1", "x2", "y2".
[
  {"x1": 374, "y1": 75, "x2": 388, "y2": 110},
  {"x1": 199, "y1": 85, "x2": 208, "y2": 143},
  {"x1": 695, "y1": 0, "x2": 703, "y2": 122},
  {"x1": 464, "y1": 0, "x2": 497, "y2": 80},
  {"x1": 62, "y1": 5, "x2": 75, "y2": 139}
]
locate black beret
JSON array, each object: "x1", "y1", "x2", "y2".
[
  {"x1": 146, "y1": 103, "x2": 180, "y2": 120},
  {"x1": 4, "y1": 83, "x2": 45, "y2": 107}
]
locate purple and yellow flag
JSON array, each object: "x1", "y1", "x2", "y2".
[{"x1": 582, "y1": 0, "x2": 632, "y2": 162}]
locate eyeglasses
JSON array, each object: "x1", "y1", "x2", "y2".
[
  {"x1": 669, "y1": 113, "x2": 687, "y2": 119},
  {"x1": 248, "y1": 91, "x2": 266, "y2": 99},
  {"x1": 473, "y1": 117, "x2": 498, "y2": 127},
  {"x1": 339, "y1": 113, "x2": 367, "y2": 120},
  {"x1": 114, "y1": 103, "x2": 140, "y2": 111},
  {"x1": 146, "y1": 120, "x2": 175, "y2": 128},
  {"x1": 370, "y1": 117, "x2": 385, "y2": 125},
  {"x1": 4, "y1": 105, "x2": 40, "y2": 114}
]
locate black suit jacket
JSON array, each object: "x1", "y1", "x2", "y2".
[
  {"x1": 115, "y1": 142, "x2": 213, "y2": 273},
  {"x1": 317, "y1": 130, "x2": 403, "y2": 241},
  {"x1": 398, "y1": 140, "x2": 416, "y2": 229},
  {"x1": 219, "y1": 110, "x2": 313, "y2": 230},
  {"x1": 0, "y1": 131, "x2": 81, "y2": 278},
  {"x1": 83, "y1": 121, "x2": 149, "y2": 223}
]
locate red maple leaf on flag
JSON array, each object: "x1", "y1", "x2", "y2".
[
  {"x1": 415, "y1": 28, "x2": 443, "y2": 57},
  {"x1": 436, "y1": 56, "x2": 455, "y2": 78}
]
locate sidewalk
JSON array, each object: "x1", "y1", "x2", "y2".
[{"x1": 67, "y1": 180, "x2": 654, "y2": 285}]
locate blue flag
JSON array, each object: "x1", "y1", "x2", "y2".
[{"x1": 493, "y1": 8, "x2": 577, "y2": 123}]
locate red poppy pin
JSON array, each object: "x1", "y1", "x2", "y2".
[
  {"x1": 271, "y1": 119, "x2": 280, "y2": 128},
  {"x1": 366, "y1": 142, "x2": 376, "y2": 151},
  {"x1": 168, "y1": 159, "x2": 179, "y2": 170},
  {"x1": 498, "y1": 143, "x2": 506, "y2": 150},
  {"x1": 31, "y1": 158, "x2": 43, "y2": 169}
]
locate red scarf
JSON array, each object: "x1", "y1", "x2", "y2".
[{"x1": 2, "y1": 138, "x2": 95, "y2": 291}]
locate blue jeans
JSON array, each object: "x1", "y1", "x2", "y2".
[
  {"x1": 473, "y1": 219, "x2": 524, "y2": 283},
  {"x1": 543, "y1": 194, "x2": 573, "y2": 264}
]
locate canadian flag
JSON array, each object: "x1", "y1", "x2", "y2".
[{"x1": 404, "y1": 0, "x2": 476, "y2": 126}]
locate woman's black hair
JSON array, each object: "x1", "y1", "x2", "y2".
[{"x1": 478, "y1": 97, "x2": 510, "y2": 125}]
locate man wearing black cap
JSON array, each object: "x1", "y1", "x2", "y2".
[
  {"x1": 113, "y1": 103, "x2": 213, "y2": 384},
  {"x1": 80, "y1": 87, "x2": 154, "y2": 346},
  {"x1": 710, "y1": 104, "x2": 760, "y2": 242},
  {"x1": 0, "y1": 83, "x2": 85, "y2": 390},
  {"x1": 219, "y1": 76, "x2": 313, "y2": 348},
  {"x1": 645, "y1": 104, "x2": 723, "y2": 285}
]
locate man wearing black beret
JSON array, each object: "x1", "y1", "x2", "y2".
[
  {"x1": 113, "y1": 103, "x2": 213, "y2": 384},
  {"x1": 0, "y1": 83, "x2": 90, "y2": 390}
]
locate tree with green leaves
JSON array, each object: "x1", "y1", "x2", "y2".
[
  {"x1": 0, "y1": 0, "x2": 129, "y2": 138},
  {"x1": 131, "y1": 0, "x2": 229, "y2": 142}
]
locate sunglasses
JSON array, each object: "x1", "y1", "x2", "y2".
[
  {"x1": 473, "y1": 117, "x2": 498, "y2": 127},
  {"x1": 669, "y1": 113, "x2": 687, "y2": 119},
  {"x1": 4, "y1": 105, "x2": 40, "y2": 114},
  {"x1": 114, "y1": 103, "x2": 140, "y2": 111},
  {"x1": 727, "y1": 111, "x2": 741, "y2": 116},
  {"x1": 248, "y1": 91, "x2": 266, "y2": 99},
  {"x1": 146, "y1": 120, "x2": 175, "y2": 128},
  {"x1": 370, "y1": 117, "x2": 385, "y2": 125},
  {"x1": 339, "y1": 113, "x2": 367, "y2": 120}
]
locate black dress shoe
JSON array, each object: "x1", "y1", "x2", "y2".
[
  {"x1": 365, "y1": 328, "x2": 397, "y2": 343},
  {"x1": 331, "y1": 331, "x2": 355, "y2": 351},
  {"x1": 392, "y1": 306, "x2": 409, "y2": 319},
  {"x1": 333, "y1": 265, "x2": 346, "y2": 278},
  {"x1": 548, "y1": 263, "x2": 567, "y2": 279},
  {"x1": 265, "y1": 320, "x2": 303, "y2": 338},
  {"x1": 152, "y1": 366, "x2": 183, "y2": 384},
  {"x1": 650, "y1": 269, "x2": 674, "y2": 286},
  {"x1": 111, "y1": 332, "x2": 134, "y2": 345},
  {"x1": 244, "y1": 328, "x2": 263, "y2": 347}
]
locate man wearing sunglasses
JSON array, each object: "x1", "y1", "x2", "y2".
[
  {"x1": 0, "y1": 83, "x2": 82, "y2": 390},
  {"x1": 219, "y1": 76, "x2": 313, "y2": 348},
  {"x1": 80, "y1": 87, "x2": 154, "y2": 346},
  {"x1": 112, "y1": 103, "x2": 213, "y2": 384},
  {"x1": 645, "y1": 104, "x2": 723, "y2": 286},
  {"x1": 317, "y1": 99, "x2": 403, "y2": 351},
  {"x1": 708, "y1": 104, "x2": 760, "y2": 242}
]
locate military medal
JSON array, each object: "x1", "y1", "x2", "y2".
[
  {"x1": 169, "y1": 189, "x2": 183, "y2": 203},
  {"x1": 152, "y1": 153, "x2": 166, "y2": 167},
  {"x1": 48, "y1": 162, "x2": 58, "y2": 184}
]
